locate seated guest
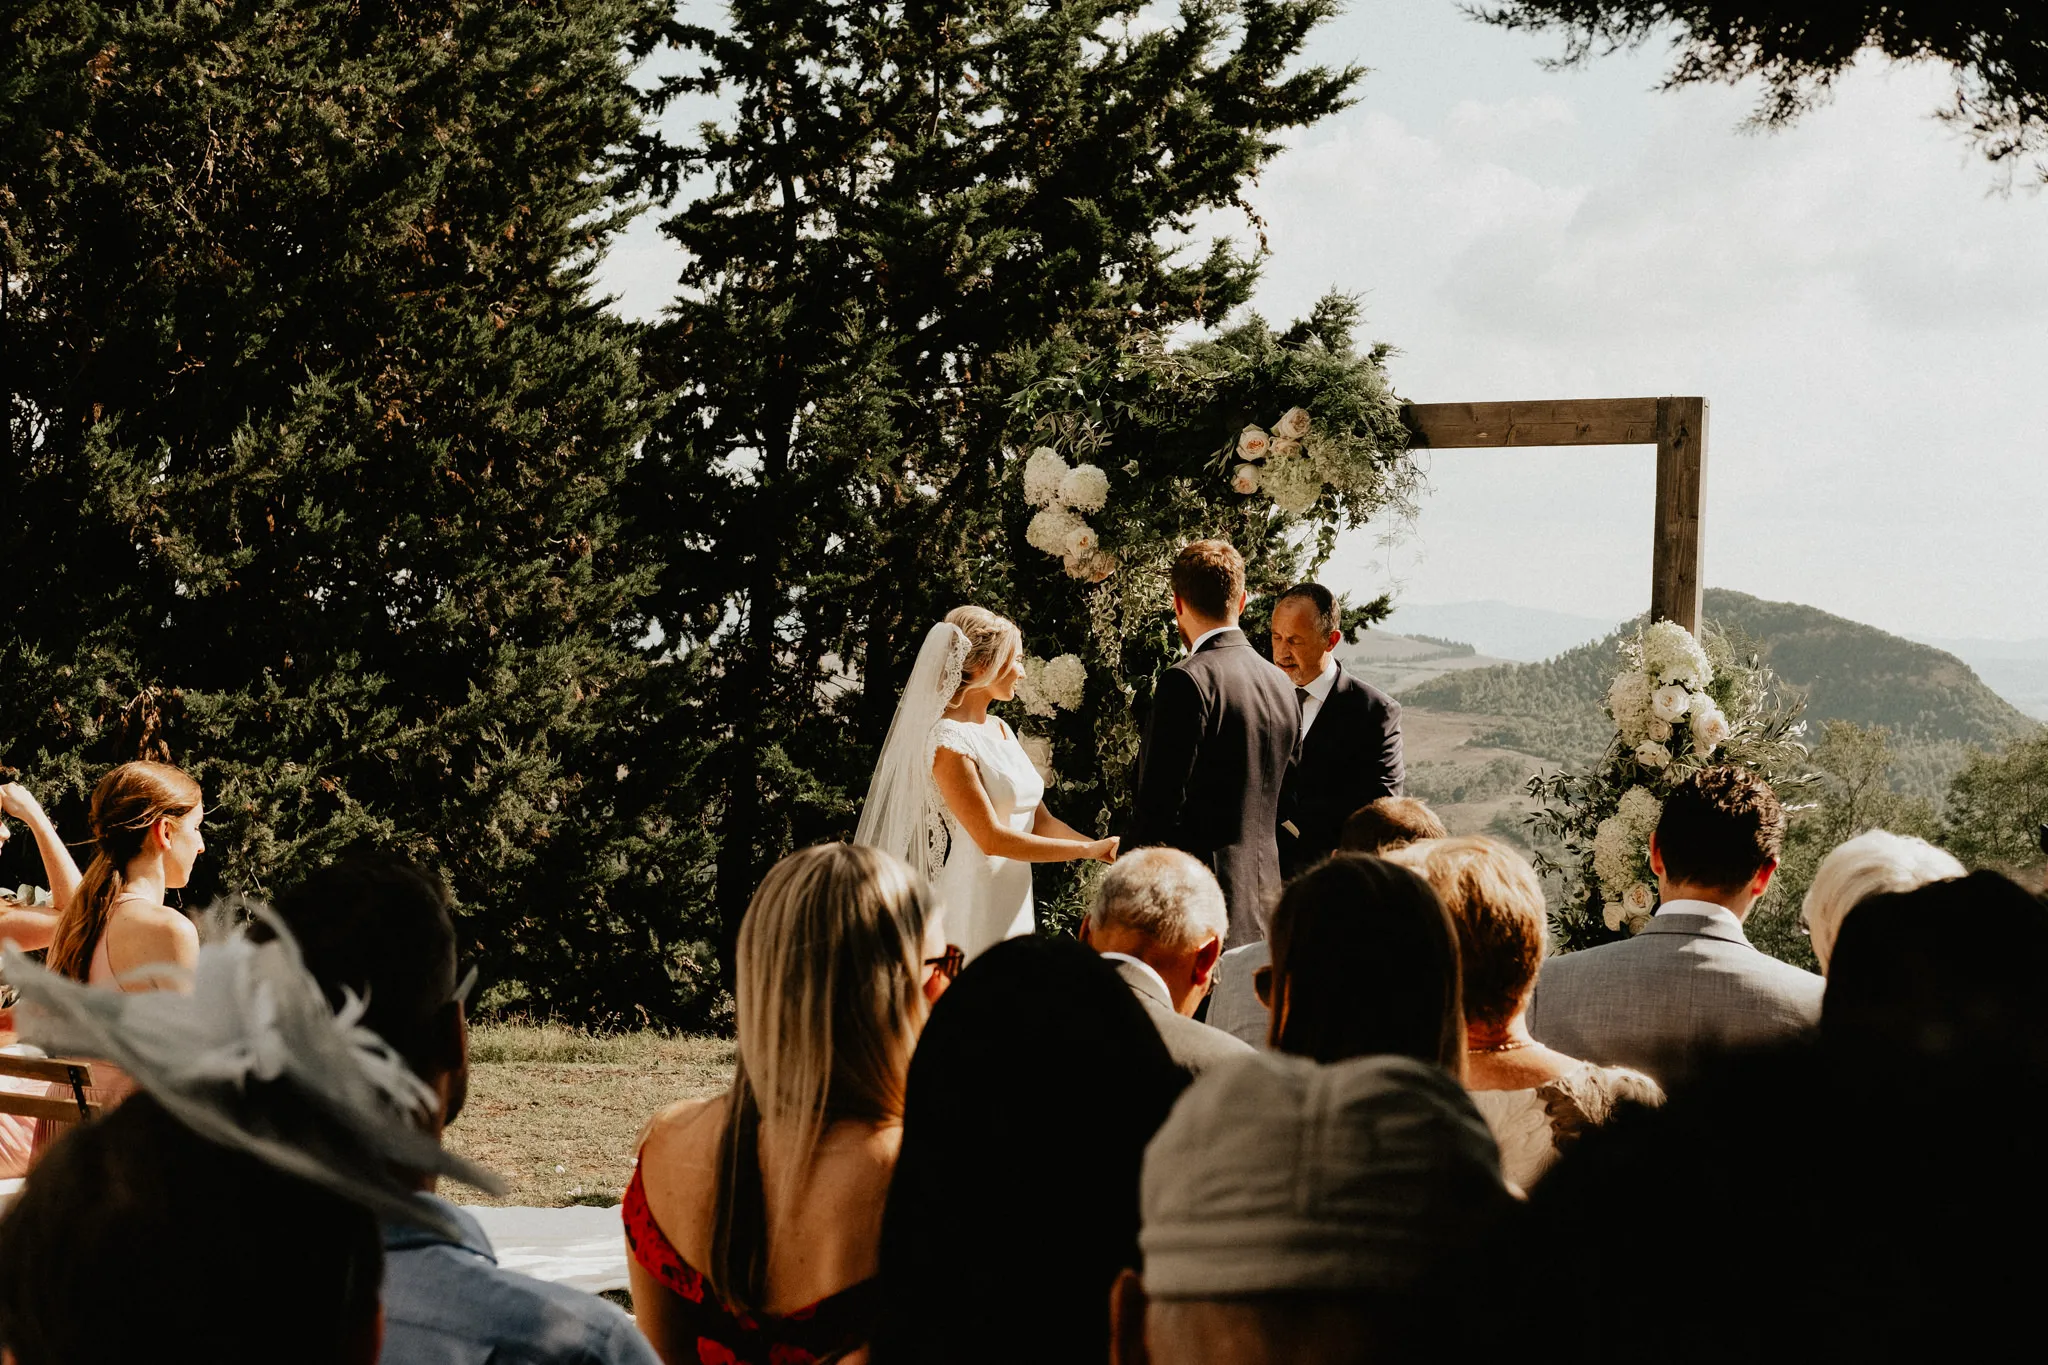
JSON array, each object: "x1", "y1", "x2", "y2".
[
  {"x1": 0, "y1": 919, "x2": 496, "y2": 1364},
  {"x1": 1801, "y1": 829, "x2": 1963, "y2": 974},
  {"x1": 1387, "y1": 836, "x2": 1663, "y2": 1189},
  {"x1": 635, "y1": 844, "x2": 950, "y2": 1365},
  {"x1": 1264, "y1": 854, "x2": 1464, "y2": 1072},
  {"x1": 1209, "y1": 797, "x2": 1446, "y2": 1047},
  {"x1": 1528, "y1": 766, "x2": 1823, "y2": 1088},
  {"x1": 1110, "y1": 1052, "x2": 1513, "y2": 1365},
  {"x1": 0, "y1": 777, "x2": 78, "y2": 1178},
  {"x1": 874, "y1": 937, "x2": 1188, "y2": 1365},
  {"x1": 32, "y1": 760, "x2": 206, "y2": 1161},
  {"x1": 266, "y1": 854, "x2": 660, "y2": 1365},
  {"x1": 1080, "y1": 847, "x2": 1253, "y2": 1074}
]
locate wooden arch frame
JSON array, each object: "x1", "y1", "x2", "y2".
[{"x1": 1400, "y1": 397, "x2": 1709, "y2": 633}]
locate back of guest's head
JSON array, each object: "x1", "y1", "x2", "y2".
[
  {"x1": 1386, "y1": 836, "x2": 1545, "y2": 1035},
  {"x1": 876, "y1": 936, "x2": 1187, "y2": 1364},
  {"x1": 736, "y1": 842, "x2": 930, "y2": 1135},
  {"x1": 0, "y1": 1094, "x2": 384, "y2": 1365},
  {"x1": 1132, "y1": 1052, "x2": 1511, "y2": 1364},
  {"x1": 1802, "y1": 830, "x2": 1964, "y2": 973},
  {"x1": 1653, "y1": 765, "x2": 1784, "y2": 891},
  {"x1": 1823, "y1": 871, "x2": 2048, "y2": 1064},
  {"x1": 1088, "y1": 847, "x2": 1230, "y2": 951},
  {"x1": 1267, "y1": 854, "x2": 1463, "y2": 1071},
  {"x1": 1171, "y1": 539, "x2": 1245, "y2": 620},
  {"x1": 49, "y1": 759, "x2": 202, "y2": 980},
  {"x1": 268, "y1": 853, "x2": 460, "y2": 1087},
  {"x1": 1339, "y1": 796, "x2": 1447, "y2": 855}
]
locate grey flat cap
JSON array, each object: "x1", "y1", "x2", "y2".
[{"x1": 1139, "y1": 1052, "x2": 1509, "y2": 1298}]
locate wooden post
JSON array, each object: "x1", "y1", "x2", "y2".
[
  {"x1": 1651, "y1": 397, "x2": 1707, "y2": 633},
  {"x1": 1402, "y1": 395, "x2": 1710, "y2": 635}
]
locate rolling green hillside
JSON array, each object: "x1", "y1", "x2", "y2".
[{"x1": 1401, "y1": 590, "x2": 2040, "y2": 793}]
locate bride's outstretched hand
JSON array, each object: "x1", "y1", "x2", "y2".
[{"x1": 1087, "y1": 836, "x2": 1120, "y2": 864}]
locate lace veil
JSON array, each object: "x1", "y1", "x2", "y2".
[
  {"x1": 854, "y1": 620, "x2": 970, "y2": 884},
  {"x1": 2, "y1": 910, "x2": 505, "y2": 1238}
]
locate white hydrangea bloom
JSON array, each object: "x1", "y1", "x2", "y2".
[
  {"x1": 1025, "y1": 506, "x2": 1081, "y2": 556},
  {"x1": 1606, "y1": 670, "x2": 1654, "y2": 743},
  {"x1": 1019, "y1": 734, "x2": 1056, "y2": 786},
  {"x1": 1039, "y1": 654, "x2": 1086, "y2": 711},
  {"x1": 1230, "y1": 463, "x2": 1261, "y2": 495},
  {"x1": 1592, "y1": 815, "x2": 1638, "y2": 892},
  {"x1": 1650, "y1": 684, "x2": 1693, "y2": 724},
  {"x1": 1023, "y1": 447, "x2": 1069, "y2": 508},
  {"x1": 1263, "y1": 452, "x2": 1320, "y2": 515},
  {"x1": 1064, "y1": 521, "x2": 1098, "y2": 558},
  {"x1": 1623, "y1": 881, "x2": 1657, "y2": 915},
  {"x1": 1273, "y1": 406, "x2": 1310, "y2": 440},
  {"x1": 1617, "y1": 785, "x2": 1664, "y2": 835},
  {"x1": 1634, "y1": 740, "x2": 1672, "y2": 770},
  {"x1": 1237, "y1": 426, "x2": 1271, "y2": 459},
  {"x1": 1015, "y1": 658, "x2": 1055, "y2": 718},
  {"x1": 1057, "y1": 463, "x2": 1109, "y2": 512},
  {"x1": 1690, "y1": 703, "x2": 1731, "y2": 755},
  {"x1": 1643, "y1": 621, "x2": 1712, "y2": 690}
]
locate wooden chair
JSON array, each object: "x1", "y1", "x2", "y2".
[{"x1": 0, "y1": 1054, "x2": 99, "y2": 1124}]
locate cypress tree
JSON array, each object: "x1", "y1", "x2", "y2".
[{"x1": 0, "y1": 0, "x2": 684, "y2": 1018}]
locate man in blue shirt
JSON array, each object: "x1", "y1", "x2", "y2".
[{"x1": 267, "y1": 855, "x2": 659, "y2": 1365}]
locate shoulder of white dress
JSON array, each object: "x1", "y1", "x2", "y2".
[{"x1": 931, "y1": 719, "x2": 979, "y2": 758}]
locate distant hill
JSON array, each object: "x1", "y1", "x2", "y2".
[
  {"x1": 1379, "y1": 601, "x2": 1614, "y2": 663},
  {"x1": 1908, "y1": 634, "x2": 2048, "y2": 721},
  {"x1": 1400, "y1": 590, "x2": 2041, "y2": 790}
]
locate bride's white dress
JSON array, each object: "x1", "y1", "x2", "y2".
[{"x1": 930, "y1": 716, "x2": 1043, "y2": 963}]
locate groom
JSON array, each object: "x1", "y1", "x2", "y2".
[{"x1": 1129, "y1": 540, "x2": 1300, "y2": 946}]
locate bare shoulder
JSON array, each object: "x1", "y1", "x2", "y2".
[
  {"x1": 103, "y1": 903, "x2": 198, "y2": 975},
  {"x1": 641, "y1": 1094, "x2": 725, "y2": 1165}
]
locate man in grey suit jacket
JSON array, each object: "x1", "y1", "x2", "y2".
[
  {"x1": 1529, "y1": 766, "x2": 1824, "y2": 1088},
  {"x1": 1080, "y1": 847, "x2": 1253, "y2": 1075}
]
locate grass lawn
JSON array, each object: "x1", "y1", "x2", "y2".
[{"x1": 444, "y1": 1023, "x2": 735, "y2": 1208}]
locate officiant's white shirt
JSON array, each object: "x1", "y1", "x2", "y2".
[{"x1": 1296, "y1": 654, "x2": 1339, "y2": 737}]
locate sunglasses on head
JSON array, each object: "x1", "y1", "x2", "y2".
[{"x1": 924, "y1": 945, "x2": 965, "y2": 981}]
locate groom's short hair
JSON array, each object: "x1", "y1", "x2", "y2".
[
  {"x1": 1172, "y1": 540, "x2": 1244, "y2": 620},
  {"x1": 1655, "y1": 766, "x2": 1785, "y2": 892}
]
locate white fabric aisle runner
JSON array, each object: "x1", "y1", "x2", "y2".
[{"x1": 464, "y1": 1202, "x2": 631, "y2": 1294}]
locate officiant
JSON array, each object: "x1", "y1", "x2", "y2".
[{"x1": 1270, "y1": 584, "x2": 1405, "y2": 879}]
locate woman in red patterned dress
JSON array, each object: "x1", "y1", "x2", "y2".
[{"x1": 627, "y1": 843, "x2": 955, "y2": 1365}]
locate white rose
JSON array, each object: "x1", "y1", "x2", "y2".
[
  {"x1": 1230, "y1": 464, "x2": 1261, "y2": 495},
  {"x1": 1624, "y1": 881, "x2": 1657, "y2": 915},
  {"x1": 1064, "y1": 548, "x2": 1118, "y2": 583},
  {"x1": 1237, "y1": 425, "x2": 1271, "y2": 459},
  {"x1": 1650, "y1": 684, "x2": 1692, "y2": 723},
  {"x1": 1633, "y1": 740, "x2": 1671, "y2": 770},
  {"x1": 1273, "y1": 406, "x2": 1311, "y2": 440},
  {"x1": 1691, "y1": 704, "x2": 1731, "y2": 755},
  {"x1": 1022, "y1": 447, "x2": 1069, "y2": 507},
  {"x1": 1058, "y1": 463, "x2": 1109, "y2": 513},
  {"x1": 1648, "y1": 718, "x2": 1674, "y2": 742},
  {"x1": 1269, "y1": 436, "x2": 1302, "y2": 460},
  {"x1": 1602, "y1": 899, "x2": 1625, "y2": 932},
  {"x1": 1064, "y1": 521, "x2": 1098, "y2": 558},
  {"x1": 1625, "y1": 910, "x2": 1653, "y2": 935}
]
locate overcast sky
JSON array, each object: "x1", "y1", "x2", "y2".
[{"x1": 595, "y1": 1, "x2": 2047, "y2": 642}]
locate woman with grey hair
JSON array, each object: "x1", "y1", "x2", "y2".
[{"x1": 1802, "y1": 830, "x2": 1964, "y2": 974}]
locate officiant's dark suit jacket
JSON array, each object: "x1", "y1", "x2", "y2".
[
  {"x1": 1128, "y1": 628, "x2": 1300, "y2": 946},
  {"x1": 1278, "y1": 664, "x2": 1404, "y2": 879}
]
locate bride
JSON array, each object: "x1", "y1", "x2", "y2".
[{"x1": 856, "y1": 607, "x2": 1117, "y2": 962}]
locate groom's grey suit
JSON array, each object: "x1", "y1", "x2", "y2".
[
  {"x1": 1527, "y1": 901, "x2": 1825, "y2": 1088},
  {"x1": 1128, "y1": 627, "x2": 1300, "y2": 947}
]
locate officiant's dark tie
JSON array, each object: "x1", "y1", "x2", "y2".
[{"x1": 1295, "y1": 687, "x2": 1309, "y2": 728}]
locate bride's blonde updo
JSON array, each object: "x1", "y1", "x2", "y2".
[{"x1": 944, "y1": 606, "x2": 1022, "y2": 706}]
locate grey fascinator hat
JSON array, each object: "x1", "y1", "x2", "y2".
[{"x1": 1, "y1": 911, "x2": 504, "y2": 1237}]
